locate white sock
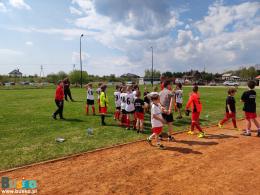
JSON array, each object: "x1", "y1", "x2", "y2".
[{"x1": 148, "y1": 134, "x2": 154, "y2": 140}]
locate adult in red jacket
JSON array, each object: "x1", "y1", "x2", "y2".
[
  {"x1": 52, "y1": 81, "x2": 65, "y2": 120},
  {"x1": 185, "y1": 85, "x2": 205, "y2": 138}
]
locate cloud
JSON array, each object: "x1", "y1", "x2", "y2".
[
  {"x1": 0, "y1": 2, "x2": 7, "y2": 12},
  {"x1": 9, "y1": 0, "x2": 31, "y2": 10},
  {"x1": 25, "y1": 41, "x2": 33, "y2": 46},
  {"x1": 69, "y1": 6, "x2": 82, "y2": 15},
  {"x1": 195, "y1": 1, "x2": 260, "y2": 36}
]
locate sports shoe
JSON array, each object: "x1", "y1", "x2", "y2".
[
  {"x1": 187, "y1": 130, "x2": 195, "y2": 135},
  {"x1": 257, "y1": 130, "x2": 260, "y2": 137},
  {"x1": 233, "y1": 127, "x2": 240, "y2": 131},
  {"x1": 168, "y1": 136, "x2": 175, "y2": 142},
  {"x1": 243, "y1": 132, "x2": 251, "y2": 136},
  {"x1": 52, "y1": 114, "x2": 57, "y2": 120},
  {"x1": 157, "y1": 144, "x2": 165, "y2": 150},
  {"x1": 146, "y1": 138, "x2": 152, "y2": 145},
  {"x1": 218, "y1": 123, "x2": 223, "y2": 128},
  {"x1": 126, "y1": 127, "x2": 130, "y2": 130},
  {"x1": 198, "y1": 132, "x2": 205, "y2": 138}
]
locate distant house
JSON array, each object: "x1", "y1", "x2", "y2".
[
  {"x1": 9, "y1": 69, "x2": 23, "y2": 78},
  {"x1": 222, "y1": 73, "x2": 232, "y2": 80},
  {"x1": 182, "y1": 70, "x2": 202, "y2": 82},
  {"x1": 120, "y1": 73, "x2": 140, "y2": 78}
]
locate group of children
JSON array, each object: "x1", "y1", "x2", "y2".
[{"x1": 54, "y1": 79, "x2": 260, "y2": 150}]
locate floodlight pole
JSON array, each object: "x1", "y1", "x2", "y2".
[
  {"x1": 80, "y1": 34, "x2": 84, "y2": 88},
  {"x1": 151, "y1": 46, "x2": 154, "y2": 87}
]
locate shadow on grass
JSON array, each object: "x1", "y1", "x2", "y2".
[
  {"x1": 164, "y1": 146, "x2": 202, "y2": 154},
  {"x1": 63, "y1": 118, "x2": 85, "y2": 122},
  {"x1": 204, "y1": 133, "x2": 239, "y2": 139},
  {"x1": 175, "y1": 139, "x2": 218, "y2": 146}
]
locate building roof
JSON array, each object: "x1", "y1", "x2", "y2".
[
  {"x1": 222, "y1": 73, "x2": 232, "y2": 77},
  {"x1": 120, "y1": 73, "x2": 140, "y2": 78},
  {"x1": 9, "y1": 69, "x2": 22, "y2": 75},
  {"x1": 256, "y1": 75, "x2": 260, "y2": 79}
]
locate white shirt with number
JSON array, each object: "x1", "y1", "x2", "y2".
[
  {"x1": 96, "y1": 88, "x2": 101, "y2": 99},
  {"x1": 125, "y1": 93, "x2": 135, "y2": 112},
  {"x1": 151, "y1": 103, "x2": 163, "y2": 128},
  {"x1": 114, "y1": 91, "x2": 121, "y2": 107},
  {"x1": 175, "y1": 89, "x2": 183, "y2": 104},
  {"x1": 120, "y1": 93, "x2": 127, "y2": 110},
  {"x1": 87, "y1": 88, "x2": 94, "y2": 100}
]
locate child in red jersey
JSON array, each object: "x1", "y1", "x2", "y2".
[
  {"x1": 52, "y1": 80, "x2": 65, "y2": 120},
  {"x1": 218, "y1": 87, "x2": 238, "y2": 130},
  {"x1": 185, "y1": 85, "x2": 205, "y2": 138}
]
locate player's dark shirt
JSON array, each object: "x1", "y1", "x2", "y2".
[
  {"x1": 134, "y1": 98, "x2": 144, "y2": 113},
  {"x1": 226, "y1": 96, "x2": 236, "y2": 113},
  {"x1": 241, "y1": 90, "x2": 256, "y2": 113}
]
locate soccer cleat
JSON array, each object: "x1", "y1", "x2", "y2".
[
  {"x1": 198, "y1": 132, "x2": 205, "y2": 138},
  {"x1": 218, "y1": 123, "x2": 223, "y2": 128},
  {"x1": 257, "y1": 130, "x2": 260, "y2": 137},
  {"x1": 233, "y1": 127, "x2": 240, "y2": 131},
  {"x1": 126, "y1": 127, "x2": 130, "y2": 130},
  {"x1": 168, "y1": 136, "x2": 175, "y2": 142},
  {"x1": 157, "y1": 144, "x2": 165, "y2": 150},
  {"x1": 146, "y1": 138, "x2": 152, "y2": 145},
  {"x1": 52, "y1": 114, "x2": 57, "y2": 120},
  {"x1": 187, "y1": 130, "x2": 195, "y2": 135},
  {"x1": 243, "y1": 132, "x2": 251, "y2": 136}
]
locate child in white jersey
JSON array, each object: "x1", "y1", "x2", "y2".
[
  {"x1": 96, "y1": 83, "x2": 102, "y2": 113},
  {"x1": 120, "y1": 86, "x2": 127, "y2": 126},
  {"x1": 147, "y1": 93, "x2": 166, "y2": 149},
  {"x1": 114, "y1": 85, "x2": 121, "y2": 120},
  {"x1": 175, "y1": 83, "x2": 183, "y2": 119},
  {"x1": 125, "y1": 86, "x2": 135, "y2": 130},
  {"x1": 86, "y1": 83, "x2": 95, "y2": 115}
]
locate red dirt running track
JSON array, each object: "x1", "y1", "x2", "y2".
[{"x1": 1, "y1": 118, "x2": 260, "y2": 195}]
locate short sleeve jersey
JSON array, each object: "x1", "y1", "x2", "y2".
[
  {"x1": 114, "y1": 91, "x2": 121, "y2": 107},
  {"x1": 125, "y1": 93, "x2": 135, "y2": 112},
  {"x1": 226, "y1": 96, "x2": 236, "y2": 113},
  {"x1": 134, "y1": 98, "x2": 144, "y2": 113},
  {"x1": 87, "y1": 88, "x2": 94, "y2": 100},
  {"x1": 175, "y1": 89, "x2": 183, "y2": 104},
  {"x1": 241, "y1": 90, "x2": 256, "y2": 113},
  {"x1": 120, "y1": 93, "x2": 127, "y2": 110},
  {"x1": 159, "y1": 88, "x2": 174, "y2": 110},
  {"x1": 151, "y1": 103, "x2": 163, "y2": 128}
]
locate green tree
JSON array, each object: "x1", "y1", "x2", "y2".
[
  {"x1": 69, "y1": 70, "x2": 88, "y2": 84},
  {"x1": 144, "y1": 69, "x2": 161, "y2": 78}
]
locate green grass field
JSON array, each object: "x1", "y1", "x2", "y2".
[{"x1": 0, "y1": 85, "x2": 259, "y2": 170}]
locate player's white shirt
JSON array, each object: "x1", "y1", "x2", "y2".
[
  {"x1": 96, "y1": 88, "x2": 101, "y2": 99},
  {"x1": 151, "y1": 103, "x2": 163, "y2": 128},
  {"x1": 120, "y1": 92, "x2": 127, "y2": 110},
  {"x1": 87, "y1": 88, "x2": 94, "y2": 100},
  {"x1": 175, "y1": 89, "x2": 183, "y2": 104},
  {"x1": 114, "y1": 91, "x2": 121, "y2": 107},
  {"x1": 125, "y1": 92, "x2": 135, "y2": 112}
]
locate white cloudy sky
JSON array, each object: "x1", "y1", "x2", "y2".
[{"x1": 0, "y1": 0, "x2": 259, "y2": 76}]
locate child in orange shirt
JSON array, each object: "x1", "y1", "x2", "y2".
[{"x1": 185, "y1": 85, "x2": 205, "y2": 138}]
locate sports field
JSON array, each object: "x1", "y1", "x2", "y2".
[{"x1": 0, "y1": 86, "x2": 259, "y2": 171}]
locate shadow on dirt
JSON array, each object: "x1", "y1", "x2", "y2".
[
  {"x1": 204, "y1": 133, "x2": 239, "y2": 139},
  {"x1": 175, "y1": 140, "x2": 218, "y2": 146},
  {"x1": 164, "y1": 146, "x2": 202, "y2": 154}
]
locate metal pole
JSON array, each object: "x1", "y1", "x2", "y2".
[
  {"x1": 80, "y1": 34, "x2": 83, "y2": 88},
  {"x1": 151, "y1": 46, "x2": 154, "y2": 87}
]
